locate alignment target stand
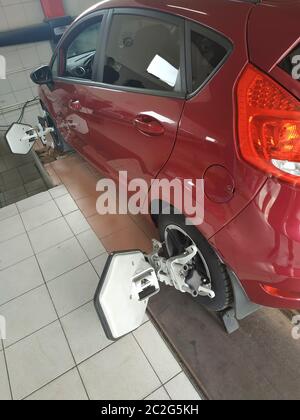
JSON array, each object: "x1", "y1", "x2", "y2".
[{"x1": 94, "y1": 240, "x2": 260, "y2": 340}]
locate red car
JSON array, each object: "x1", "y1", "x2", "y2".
[{"x1": 32, "y1": 0, "x2": 300, "y2": 313}]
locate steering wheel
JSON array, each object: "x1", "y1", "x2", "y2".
[{"x1": 72, "y1": 54, "x2": 95, "y2": 79}]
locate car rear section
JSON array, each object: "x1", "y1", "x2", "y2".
[{"x1": 211, "y1": 0, "x2": 300, "y2": 309}]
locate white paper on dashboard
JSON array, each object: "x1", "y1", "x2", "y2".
[{"x1": 147, "y1": 54, "x2": 179, "y2": 87}]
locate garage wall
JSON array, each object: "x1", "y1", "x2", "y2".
[{"x1": 0, "y1": 0, "x2": 97, "y2": 130}]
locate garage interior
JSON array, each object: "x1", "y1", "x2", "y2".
[
  {"x1": 0, "y1": 0, "x2": 201, "y2": 400},
  {"x1": 0, "y1": 0, "x2": 300, "y2": 402}
]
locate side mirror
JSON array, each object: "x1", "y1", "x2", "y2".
[
  {"x1": 30, "y1": 65, "x2": 53, "y2": 85},
  {"x1": 6, "y1": 123, "x2": 37, "y2": 155}
]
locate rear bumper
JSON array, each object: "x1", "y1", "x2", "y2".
[{"x1": 211, "y1": 178, "x2": 300, "y2": 309}]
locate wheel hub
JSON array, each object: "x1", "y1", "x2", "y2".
[{"x1": 164, "y1": 225, "x2": 214, "y2": 298}]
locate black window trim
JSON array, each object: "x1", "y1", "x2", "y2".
[
  {"x1": 52, "y1": 9, "x2": 109, "y2": 85},
  {"x1": 49, "y1": 53, "x2": 58, "y2": 74},
  {"x1": 52, "y1": 7, "x2": 187, "y2": 100},
  {"x1": 185, "y1": 20, "x2": 233, "y2": 99},
  {"x1": 51, "y1": 7, "x2": 232, "y2": 101},
  {"x1": 95, "y1": 7, "x2": 187, "y2": 99}
]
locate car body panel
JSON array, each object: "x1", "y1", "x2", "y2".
[
  {"x1": 39, "y1": 0, "x2": 300, "y2": 310},
  {"x1": 77, "y1": 0, "x2": 254, "y2": 40},
  {"x1": 211, "y1": 178, "x2": 300, "y2": 309},
  {"x1": 248, "y1": 0, "x2": 300, "y2": 100},
  {"x1": 66, "y1": 84, "x2": 185, "y2": 187},
  {"x1": 248, "y1": 0, "x2": 300, "y2": 73},
  {"x1": 152, "y1": 58, "x2": 268, "y2": 238}
]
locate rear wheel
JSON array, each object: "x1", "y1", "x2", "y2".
[{"x1": 158, "y1": 214, "x2": 233, "y2": 312}]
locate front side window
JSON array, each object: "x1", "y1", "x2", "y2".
[
  {"x1": 191, "y1": 28, "x2": 230, "y2": 93},
  {"x1": 62, "y1": 18, "x2": 102, "y2": 80},
  {"x1": 102, "y1": 13, "x2": 182, "y2": 92}
]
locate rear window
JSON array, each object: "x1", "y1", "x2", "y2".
[
  {"x1": 189, "y1": 24, "x2": 232, "y2": 94},
  {"x1": 279, "y1": 44, "x2": 300, "y2": 81}
]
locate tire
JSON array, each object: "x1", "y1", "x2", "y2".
[
  {"x1": 158, "y1": 213, "x2": 233, "y2": 312},
  {"x1": 46, "y1": 114, "x2": 72, "y2": 153}
]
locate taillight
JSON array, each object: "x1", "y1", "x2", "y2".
[{"x1": 237, "y1": 65, "x2": 300, "y2": 184}]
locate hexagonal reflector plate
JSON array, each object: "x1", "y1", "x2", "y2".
[
  {"x1": 94, "y1": 251, "x2": 159, "y2": 341},
  {"x1": 6, "y1": 123, "x2": 36, "y2": 155}
]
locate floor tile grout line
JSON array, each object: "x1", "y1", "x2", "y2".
[
  {"x1": 63, "y1": 211, "x2": 92, "y2": 237},
  {"x1": 30, "y1": 223, "x2": 103, "y2": 277},
  {"x1": 20, "y1": 208, "x2": 106, "y2": 261},
  {"x1": 16, "y1": 193, "x2": 53, "y2": 213},
  {"x1": 1, "y1": 337, "x2": 13, "y2": 400},
  {"x1": 0, "y1": 228, "x2": 27, "y2": 246},
  {"x1": 0, "y1": 250, "x2": 105, "y2": 308},
  {"x1": 163, "y1": 370, "x2": 202, "y2": 399},
  {"x1": 60, "y1": 319, "x2": 151, "y2": 369},
  {"x1": 33, "y1": 227, "x2": 77, "y2": 255},
  {"x1": 19, "y1": 202, "x2": 63, "y2": 231},
  {"x1": 145, "y1": 312, "x2": 189, "y2": 374},
  {"x1": 20, "y1": 366, "x2": 85, "y2": 401},
  {"x1": 65, "y1": 182, "x2": 151, "y2": 244},
  {"x1": 132, "y1": 329, "x2": 190, "y2": 396},
  {"x1": 44, "y1": 248, "x2": 105, "y2": 286},
  {"x1": 163, "y1": 385, "x2": 173, "y2": 400},
  {"x1": 131, "y1": 333, "x2": 164, "y2": 394},
  {"x1": 0, "y1": 282, "x2": 50, "y2": 311},
  {"x1": 2, "y1": 295, "x2": 108, "y2": 351},
  {"x1": 1, "y1": 191, "x2": 183, "y2": 400},
  {"x1": 142, "y1": 384, "x2": 169, "y2": 400},
  {"x1": 70, "y1": 333, "x2": 117, "y2": 367},
  {"x1": 143, "y1": 384, "x2": 172, "y2": 401},
  {"x1": 148, "y1": 316, "x2": 203, "y2": 399},
  {"x1": 0, "y1": 228, "x2": 91, "y2": 275},
  {"x1": 161, "y1": 371, "x2": 182, "y2": 387},
  {"x1": 24, "y1": 211, "x2": 74, "y2": 235},
  {"x1": 72, "y1": 226, "x2": 107, "y2": 270},
  {"x1": 20, "y1": 214, "x2": 91, "y2": 401},
  {"x1": 0, "y1": 249, "x2": 35, "y2": 274},
  {"x1": 3, "y1": 319, "x2": 58, "y2": 351},
  {"x1": 0, "y1": 205, "x2": 18, "y2": 222}
]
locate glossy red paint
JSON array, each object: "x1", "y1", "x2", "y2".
[
  {"x1": 70, "y1": 85, "x2": 185, "y2": 188},
  {"x1": 248, "y1": 0, "x2": 300, "y2": 73},
  {"x1": 211, "y1": 178, "x2": 300, "y2": 309},
  {"x1": 40, "y1": 0, "x2": 300, "y2": 309}
]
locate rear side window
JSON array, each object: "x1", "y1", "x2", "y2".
[
  {"x1": 102, "y1": 13, "x2": 183, "y2": 92},
  {"x1": 189, "y1": 25, "x2": 231, "y2": 93},
  {"x1": 279, "y1": 44, "x2": 300, "y2": 81}
]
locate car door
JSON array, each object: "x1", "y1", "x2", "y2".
[
  {"x1": 74, "y1": 8, "x2": 186, "y2": 189},
  {"x1": 40, "y1": 11, "x2": 107, "y2": 152}
]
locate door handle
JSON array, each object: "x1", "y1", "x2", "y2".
[
  {"x1": 68, "y1": 99, "x2": 82, "y2": 112},
  {"x1": 133, "y1": 114, "x2": 165, "y2": 136}
]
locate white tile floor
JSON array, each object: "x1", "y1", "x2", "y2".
[{"x1": 0, "y1": 187, "x2": 201, "y2": 400}]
